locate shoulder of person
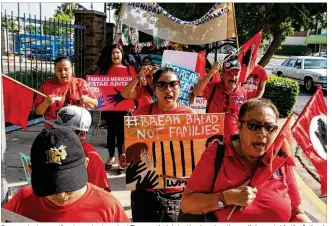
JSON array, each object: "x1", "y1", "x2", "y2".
[
  {"x1": 133, "y1": 103, "x2": 152, "y2": 116},
  {"x1": 179, "y1": 103, "x2": 196, "y2": 113},
  {"x1": 89, "y1": 183, "x2": 123, "y2": 205},
  {"x1": 14, "y1": 185, "x2": 34, "y2": 199}
]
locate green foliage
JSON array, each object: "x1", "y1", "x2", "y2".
[
  {"x1": 274, "y1": 45, "x2": 309, "y2": 56},
  {"x1": 8, "y1": 70, "x2": 55, "y2": 91},
  {"x1": 1, "y1": 19, "x2": 18, "y2": 32},
  {"x1": 43, "y1": 16, "x2": 73, "y2": 36},
  {"x1": 263, "y1": 75, "x2": 299, "y2": 118},
  {"x1": 25, "y1": 25, "x2": 36, "y2": 34}
]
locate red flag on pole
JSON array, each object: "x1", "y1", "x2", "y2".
[
  {"x1": 2, "y1": 75, "x2": 35, "y2": 130},
  {"x1": 251, "y1": 113, "x2": 296, "y2": 188},
  {"x1": 195, "y1": 51, "x2": 206, "y2": 78},
  {"x1": 238, "y1": 30, "x2": 263, "y2": 83},
  {"x1": 291, "y1": 87, "x2": 327, "y2": 196}
]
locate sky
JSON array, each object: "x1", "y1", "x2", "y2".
[{"x1": 1, "y1": 2, "x2": 115, "y2": 23}]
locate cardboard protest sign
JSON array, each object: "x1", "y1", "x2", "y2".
[
  {"x1": 86, "y1": 75, "x2": 136, "y2": 111},
  {"x1": 166, "y1": 63, "x2": 200, "y2": 106},
  {"x1": 124, "y1": 113, "x2": 224, "y2": 190},
  {"x1": 150, "y1": 54, "x2": 162, "y2": 65},
  {"x1": 190, "y1": 97, "x2": 207, "y2": 114},
  {"x1": 1, "y1": 208, "x2": 36, "y2": 222}
]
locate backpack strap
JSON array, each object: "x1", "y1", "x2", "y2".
[
  {"x1": 206, "y1": 83, "x2": 217, "y2": 113},
  {"x1": 210, "y1": 140, "x2": 225, "y2": 192}
]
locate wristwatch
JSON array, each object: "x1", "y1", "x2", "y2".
[{"x1": 217, "y1": 192, "x2": 226, "y2": 209}]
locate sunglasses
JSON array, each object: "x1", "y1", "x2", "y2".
[
  {"x1": 155, "y1": 80, "x2": 180, "y2": 91},
  {"x1": 239, "y1": 120, "x2": 278, "y2": 133}
]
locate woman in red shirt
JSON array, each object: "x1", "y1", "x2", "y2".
[
  {"x1": 34, "y1": 57, "x2": 97, "y2": 128},
  {"x1": 131, "y1": 67, "x2": 195, "y2": 222},
  {"x1": 97, "y1": 44, "x2": 136, "y2": 173},
  {"x1": 180, "y1": 98, "x2": 311, "y2": 222}
]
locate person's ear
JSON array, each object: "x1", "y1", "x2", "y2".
[{"x1": 85, "y1": 157, "x2": 89, "y2": 168}]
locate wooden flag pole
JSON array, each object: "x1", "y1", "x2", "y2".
[
  {"x1": 233, "y1": 2, "x2": 240, "y2": 49},
  {"x1": 2, "y1": 74, "x2": 46, "y2": 97}
]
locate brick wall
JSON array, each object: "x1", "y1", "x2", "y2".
[{"x1": 74, "y1": 10, "x2": 106, "y2": 77}]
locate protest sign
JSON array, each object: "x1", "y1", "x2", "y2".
[
  {"x1": 162, "y1": 50, "x2": 199, "y2": 72},
  {"x1": 166, "y1": 63, "x2": 200, "y2": 106},
  {"x1": 150, "y1": 54, "x2": 162, "y2": 65},
  {"x1": 86, "y1": 75, "x2": 136, "y2": 111},
  {"x1": 124, "y1": 113, "x2": 224, "y2": 190},
  {"x1": 1, "y1": 208, "x2": 35, "y2": 222},
  {"x1": 190, "y1": 97, "x2": 207, "y2": 114},
  {"x1": 119, "y1": 3, "x2": 236, "y2": 45}
]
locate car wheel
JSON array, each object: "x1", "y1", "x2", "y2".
[
  {"x1": 277, "y1": 71, "x2": 283, "y2": 77},
  {"x1": 304, "y1": 78, "x2": 314, "y2": 92}
]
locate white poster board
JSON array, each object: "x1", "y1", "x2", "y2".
[
  {"x1": 190, "y1": 97, "x2": 207, "y2": 114},
  {"x1": 1, "y1": 208, "x2": 36, "y2": 222},
  {"x1": 162, "y1": 50, "x2": 198, "y2": 71}
]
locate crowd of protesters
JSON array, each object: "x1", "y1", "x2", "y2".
[{"x1": 2, "y1": 40, "x2": 311, "y2": 223}]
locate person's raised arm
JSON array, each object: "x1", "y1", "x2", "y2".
[
  {"x1": 121, "y1": 65, "x2": 152, "y2": 99},
  {"x1": 193, "y1": 62, "x2": 221, "y2": 96}
]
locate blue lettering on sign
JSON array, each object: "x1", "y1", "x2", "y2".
[
  {"x1": 166, "y1": 63, "x2": 200, "y2": 106},
  {"x1": 150, "y1": 54, "x2": 162, "y2": 65}
]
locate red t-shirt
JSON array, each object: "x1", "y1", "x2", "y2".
[
  {"x1": 82, "y1": 141, "x2": 111, "y2": 192},
  {"x1": 243, "y1": 65, "x2": 268, "y2": 99},
  {"x1": 4, "y1": 183, "x2": 130, "y2": 222},
  {"x1": 134, "y1": 102, "x2": 195, "y2": 193},
  {"x1": 135, "y1": 85, "x2": 154, "y2": 109},
  {"x1": 186, "y1": 140, "x2": 301, "y2": 222},
  {"x1": 106, "y1": 66, "x2": 136, "y2": 77},
  {"x1": 34, "y1": 77, "x2": 95, "y2": 128},
  {"x1": 202, "y1": 82, "x2": 247, "y2": 139}
]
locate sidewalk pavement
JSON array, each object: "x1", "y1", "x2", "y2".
[{"x1": 3, "y1": 122, "x2": 326, "y2": 222}]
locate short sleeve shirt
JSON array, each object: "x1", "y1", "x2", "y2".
[
  {"x1": 186, "y1": 139, "x2": 301, "y2": 222},
  {"x1": 243, "y1": 65, "x2": 268, "y2": 99}
]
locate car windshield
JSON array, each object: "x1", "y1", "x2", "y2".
[{"x1": 304, "y1": 59, "x2": 327, "y2": 69}]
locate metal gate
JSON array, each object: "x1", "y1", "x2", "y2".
[{"x1": 1, "y1": 11, "x2": 86, "y2": 130}]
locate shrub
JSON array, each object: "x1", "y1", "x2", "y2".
[
  {"x1": 263, "y1": 75, "x2": 299, "y2": 118},
  {"x1": 8, "y1": 70, "x2": 55, "y2": 91},
  {"x1": 274, "y1": 45, "x2": 309, "y2": 56}
]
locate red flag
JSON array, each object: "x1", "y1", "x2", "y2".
[
  {"x1": 292, "y1": 87, "x2": 327, "y2": 196},
  {"x1": 151, "y1": 41, "x2": 157, "y2": 50},
  {"x1": 195, "y1": 51, "x2": 206, "y2": 78},
  {"x1": 238, "y1": 30, "x2": 262, "y2": 83},
  {"x1": 2, "y1": 75, "x2": 34, "y2": 130},
  {"x1": 251, "y1": 114, "x2": 295, "y2": 188}
]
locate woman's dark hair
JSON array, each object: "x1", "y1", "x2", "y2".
[
  {"x1": 238, "y1": 98, "x2": 279, "y2": 121},
  {"x1": 152, "y1": 67, "x2": 179, "y2": 85},
  {"x1": 97, "y1": 44, "x2": 129, "y2": 75},
  {"x1": 54, "y1": 56, "x2": 72, "y2": 66}
]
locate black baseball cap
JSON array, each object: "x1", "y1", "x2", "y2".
[
  {"x1": 30, "y1": 126, "x2": 88, "y2": 197},
  {"x1": 223, "y1": 55, "x2": 241, "y2": 73}
]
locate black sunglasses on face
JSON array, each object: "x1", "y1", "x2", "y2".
[
  {"x1": 239, "y1": 120, "x2": 278, "y2": 133},
  {"x1": 155, "y1": 80, "x2": 180, "y2": 91}
]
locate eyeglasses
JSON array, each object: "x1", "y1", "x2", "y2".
[
  {"x1": 155, "y1": 80, "x2": 180, "y2": 91},
  {"x1": 239, "y1": 120, "x2": 278, "y2": 133}
]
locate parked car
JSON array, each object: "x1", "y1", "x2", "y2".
[
  {"x1": 313, "y1": 52, "x2": 327, "y2": 58},
  {"x1": 272, "y1": 56, "x2": 327, "y2": 92}
]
